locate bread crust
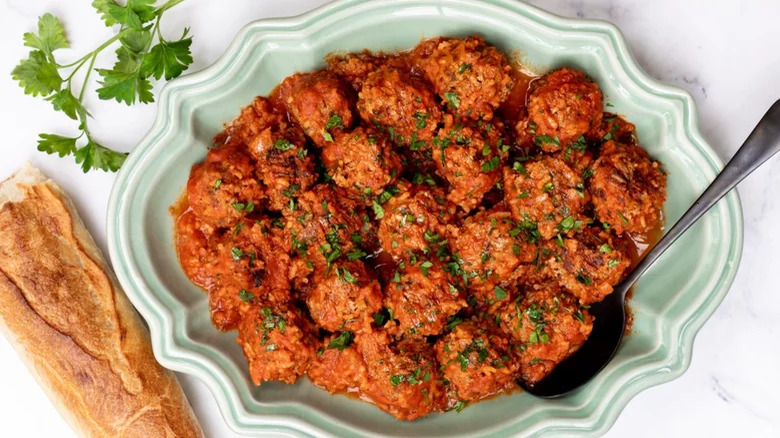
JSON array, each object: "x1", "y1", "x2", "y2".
[{"x1": 0, "y1": 163, "x2": 204, "y2": 438}]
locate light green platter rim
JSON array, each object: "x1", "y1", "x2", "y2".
[{"x1": 106, "y1": 0, "x2": 744, "y2": 437}]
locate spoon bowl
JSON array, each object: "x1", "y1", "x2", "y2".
[{"x1": 522, "y1": 98, "x2": 780, "y2": 397}]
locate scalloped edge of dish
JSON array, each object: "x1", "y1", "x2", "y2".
[{"x1": 106, "y1": 0, "x2": 744, "y2": 437}]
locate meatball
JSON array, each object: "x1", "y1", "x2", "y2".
[
  {"x1": 414, "y1": 36, "x2": 514, "y2": 120},
  {"x1": 321, "y1": 126, "x2": 403, "y2": 198},
  {"x1": 278, "y1": 71, "x2": 355, "y2": 147},
  {"x1": 524, "y1": 67, "x2": 603, "y2": 151},
  {"x1": 307, "y1": 339, "x2": 367, "y2": 394},
  {"x1": 306, "y1": 261, "x2": 383, "y2": 332},
  {"x1": 435, "y1": 320, "x2": 517, "y2": 401},
  {"x1": 495, "y1": 286, "x2": 593, "y2": 385},
  {"x1": 216, "y1": 96, "x2": 282, "y2": 146},
  {"x1": 326, "y1": 51, "x2": 410, "y2": 90},
  {"x1": 503, "y1": 155, "x2": 589, "y2": 240},
  {"x1": 377, "y1": 187, "x2": 453, "y2": 261},
  {"x1": 186, "y1": 143, "x2": 265, "y2": 229},
  {"x1": 435, "y1": 114, "x2": 507, "y2": 212},
  {"x1": 590, "y1": 141, "x2": 666, "y2": 235},
  {"x1": 384, "y1": 262, "x2": 466, "y2": 336},
  {"x1": 355, "y1": 330, "x2": 444, "y2": 420},
  {"x1": 248, "y1": 124, "x2": 317, "y2": 211},
  {"x1": 282, "y1": 185, "x2": 365, "y2": 287},
  {"x1": 236, "y1": 304, "x2": 317, "y2": 385},
  {"x1": 175, "y1": 210, "x2": 217, "y2": 291},
  {"x1": 449, "y1": 209, "x2": 535, "y2": 303},
  {"x1": 543, "y1": 227, "x2": 631, "y2": 304},
  {"x1": 588, "y1": 112, "x2": 637, "y2": 145},
  {"x1": 357, "y1": 66, "x2": 442, "y2": 153},
  {"x1": 206, "y1": 218, "x2": 292, "y2": 331}
]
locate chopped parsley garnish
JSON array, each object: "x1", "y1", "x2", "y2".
[
  {"x1": 608, "y1": 259, "x2": 620, "y2": 268},
  {"x1": 599, "y1": 243, "x2": 613, "y2": 254},
  {"x1": 420, "y1": 260, "x2": 433, "y2": 276},
  {"x1": 457, "y1": 63, "x2": 472, "y2": 74},
  {"x1": 557, "y1": 216, "x2": 582, "y2": 233},
  {"x1": 541, "y1": 182, "x2": 554, "y2": 193},
  {"x1": 238, "y1": 289, "x2": 254, "y2": 303},
  {"x1": 372, "y1": 311, "x2": 387, "y2": 326},
  {"x1": 534, "y1": 135, "x2": 560, "y2": 147},
  {"x1": 338, "y1": 267, "x2": 358, "y2": 284},
  {"x1": 444, "y1": 91, "x2": 460, "y2": 109},
  {"x1": 494, "y1": 286, "x2": 508, "y2": 300},
  {"x1": 372, "y1": 200, "x2": 385, "y2": 219},
  {"x1": 481, "y1": 156, "x2": 500, "y2": 172},
  {"x1": 512, "y1": 161, "x2": 527, "y2": 175},
  {"x1": 274, "y1": 138, "x2": 294, "y2": 151},
  {"x1": 617, "y1": 211, "x2": 630, "y2": 225},
  {"x1": 327, "y1": 331, "x2": 355, "y2": 350},
  {"x1": 413, "y1": 111, "x2": 429, "y2": 129},
  {"x1": 213, "y1": 179, "x2": 222, "y2": 190},
  {"x1": 231, "y1": 247, "x2": 243, "y2": 260},
  {"x1": 346, "y1": 249, "x2": 367, "y2": 260},
  {"x1": 325, "y1": 113, "x2": 344, "y2": 130},
  {"x1": 575, "y1": 271, "x2": 593, "y2": 286}
]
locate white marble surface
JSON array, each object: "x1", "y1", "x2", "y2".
[{"x1": 0, "y1": 0, "x2": 778, "y2": 437}]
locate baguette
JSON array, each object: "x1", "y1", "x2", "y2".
[{"x1": 0, "y1": 163, "x2": 204, "y2": 438}]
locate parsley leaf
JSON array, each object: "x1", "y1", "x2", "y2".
[
  {"x1": 37, "y1": 134, "x2": 78, "y2": 157},
  {"x1": 327, "y1": 331, "x2": 355, "y2": 350},
  {"x1": 12, "y1": 50, "x2": 62, "y2": 97},
  {"x1": 73, "y1": 138, "x2": 128, "y2": 172},
  {"x1": 141, "y1": 28, "x2": 193, "y2": 80},
  {"x1": 444, "y1": 91, "x2": 460, "y2": 109},
  {"x1": 23, "y1": 13, "x2": 69, "y2": 58},
  {"x1": 481, "y1": 156, "x2": 500, "y2": 172}
]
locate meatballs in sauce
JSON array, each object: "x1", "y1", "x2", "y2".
[{"x1": 175, "y1": 35, "x2": 666, "y2": 421}]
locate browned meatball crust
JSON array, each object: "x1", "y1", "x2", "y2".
[
  {"x1": 236, "y1": 304, "x2": 318, "y2": 385},
  {"x1": 306, "y1": 260, "x2": 383, "y2": 332},
  {"x1": 414, "y1": 36, "x2": 514, "y2": 120},
  {"x1": 435, "y1": 320, "x2": 517, "y2": 401},
  {"x1": 186, "y1": 143, "x2": 265, "y2": 229},
  {"x1": 588, "y1": 112, "x2": 638, "y2": 145},
  {"x1": 279, "y1": 71, "x2": 356, "y2": 147},
  {"x1": 357, "y1": 66, "x2": 442, "y2": 152},
  {"x1": 248, "y1": 123, "x2": 317, "y2": 211},
  {"x1": 590, "y1": 141, "x2": 667, "y2": 235},
  {"x1": 326, "y1": 51, "x2": 410, "y2": 90},
  {"x1": 503, "y1": 155, "x2": 590, "y2": 240},
  {"x1": 377, "y1": 187, "x2": 454, "y2": 261},
  {"x1": 354, "y1": 330, "x2": 445, "y2": 420},
  {"x1": 321, "y1": 126, "x2": 403, "y2": 198},
  {"x1": 307, "y1": 340, "x2": 367, "y2": 394},
  {"x1": 435, "y1": 114, "x2": 507, "y2": 212},
  {"x1": 495, "y1": 286, "x2": 593, "y2": 385},
  {"x1": 524, "y1": 67, "x2": 603, "y2": 151},
  {"x1": 384, "y1": 262, "x2": 466, "y2": 337},
  {"x1": 542, "y1": 227, "x2": 631, "y2": 304},
  {"x1": 206, "y1": 218, "x2": 291, "y2": 331},
  {"x1": 449, "y1": 208, "x2": 534, "y2": 304}
]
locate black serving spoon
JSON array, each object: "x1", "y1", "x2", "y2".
[{"x1": 522, "y1": 99, "x2": 780, "y2": 398}]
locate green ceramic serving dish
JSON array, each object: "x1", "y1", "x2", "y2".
[{"x1": 106, "y1": 0, "x2": 744, "y2": 436}]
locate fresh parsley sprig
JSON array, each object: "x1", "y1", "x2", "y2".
[{"x1": 11, "y1": 0, "x2": 193, "y2": 172}]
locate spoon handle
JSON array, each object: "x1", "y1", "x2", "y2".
[{"x1": 621, "y1": 99, "x2": 780, "y2": 289}]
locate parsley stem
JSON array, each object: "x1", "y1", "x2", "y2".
[
  {"x1": 156, "y1": 0, "x2": 187, "y2": 14},
  {"x1": 79, "y1": 53, "x2": 98, "y2": 102},
  {"x1": 57, "y1": 28, "x2": 132, "y2": 69}
]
